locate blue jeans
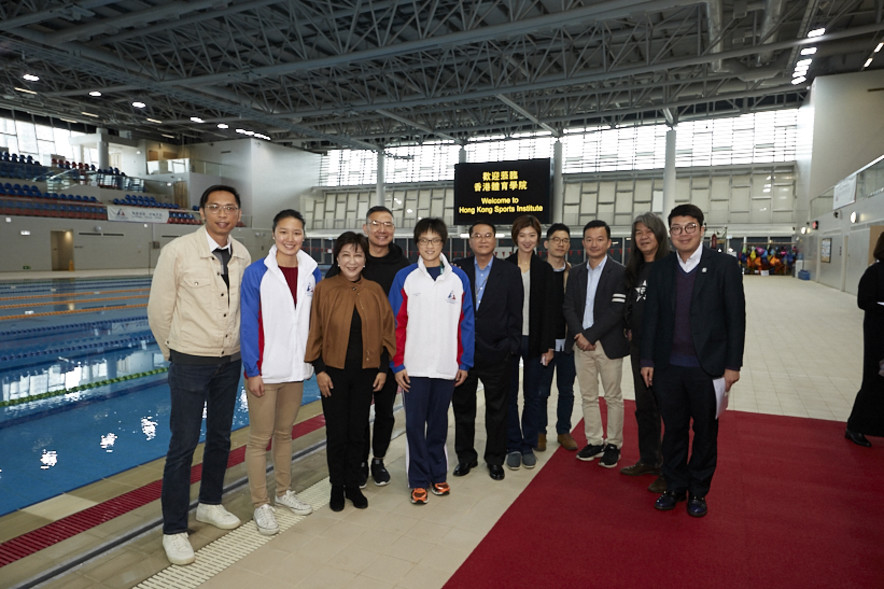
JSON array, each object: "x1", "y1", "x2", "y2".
[
  {"x1": 403, "y1": 377, "x2": 454, "y2": 488},
  {"x1": 162, "y1": 359, "x2": 241, "y2": 534},
  {"x1": 539, "y1": 350, "x2": 576, "y2": 435},
  {"x1": 507, "y1": 336, "x2": 544, "y2": 454}
]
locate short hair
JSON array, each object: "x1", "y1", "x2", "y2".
[
  {"x1": 199, "y1": 184, "x2": 241, "y2": 208},
  {"x1": 272, "y1": 209, "x2": 306, "y2": 232},
  {"x1": 546, "y1": 223, "x2": 570, "y2": 239},
  {"x1": 511, "y1": 215, "x2": 541, "y2": 242},
  {"x1": 583, "y1": 219, "x2": 611, "y2": 239},
  {"x1": 668, "y1": 204, "x2": 705, "y2": 227},
  {"x1": 414, "y1": 217, "x2": 448, "y2": 242},
  {"x1": 366, "y1": 205, "x2": 393, "y2": 220},
  {"x1": 468, "y1": 219, "x2": 496, "y2": 236},
  {"x1": 874, "y1": 232, "x2": 884, "y2": 262},
  {"x1": 333, "y1": 231, "x2": 369, "y2": 260}
]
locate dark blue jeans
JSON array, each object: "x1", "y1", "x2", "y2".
[
  {"x1": 162, "y1": 359, "x2": 241, "y2": 534},
  {"x1": 507, "y1": 336, "x2": 544, "y2": 454},
  {"x1": 538, "y1": 350, "x2": 576, "y2": 435}
]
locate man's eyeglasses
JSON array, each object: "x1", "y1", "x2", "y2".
[
  {"x1": 367, "y1": 220, "x2": 394, "y2": 229},
  {"x1": 204, "y1": 204, "x2": 239, "y2": 214},
  {"x1": 670, "y1": 223, "x2": 700, "y2": 235},
  {"x1": 417, "y1": 237, "x2": 443, "y2": 246},
  {"x1": 549, "y1": 237, "x2": 570, "y2": 244},
  {"x1": 471, "y1": 233, "x2": 494, "y2": 240}
]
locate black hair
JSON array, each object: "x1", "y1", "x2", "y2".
[
  {"x1": 874, "y1": 232, "x2": 884, "y2": 262},
  {"x1": 272, "y1": 209, "x2": 306, "y2": 232},
  {"x1": 468, "y1": 219, "x2": 496, "y2": 235},
  {"x1": 668, "y1": 204, "x2": 705, "y2": 227},
  {"x1": 511, "y1": 215, "x2": 541, "y2": 242},
  {"x1": 333, "y1": 231, "x2": 369, "y2": 260},
  {"x1": 199, "y1": 184, "x2": 241, "y2": 208},
  {"x1": 583, "y1": 219, "x2": 611, "y2": 239},
  {"x1": 414, "y1": 217, "x2": 448, "y2": 243},
  {"x1": 366, "y1": 205, "x2": 394, "y2": 220},
  {"x1": 546, "y1": 223, "x2": 570, "y2": 239}
]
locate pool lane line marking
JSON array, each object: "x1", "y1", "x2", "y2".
[
  {"x1": 0, "y1": 287, "x2": 150, "y2": 302},
  {"x1": 0, "y1": 294, "x2": 149, "y2": 310},
  {"x1": 0, "y1": 303, "x2": 146, "y2": 321}
]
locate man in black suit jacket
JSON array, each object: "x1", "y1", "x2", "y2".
[
  {"x1": 563, "y1": 220, "x2": 630, "y2": 469},
  {"x1": 452, "y1": 221, "x2": 523, "y2": 481},
  {"x1": 640, "y1": 204, "x2": 745, "y2": 518}
]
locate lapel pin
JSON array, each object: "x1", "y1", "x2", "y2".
[{"x1": 702, "y1": 267, "x2": 707, "y2": 273}]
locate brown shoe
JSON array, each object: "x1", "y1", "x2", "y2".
[
  {"x1": 557, "y1": 433, "x2": 578, "y2": 451},
  {"x1": 619, "y1": 461, "x2": 661, "y2": 477},
  {"x1": 648, "y1": 475, "x2": 667, "y2": 493},
  {"x1": 536, "y1": 433, "x2": 547, "y2": 452}
]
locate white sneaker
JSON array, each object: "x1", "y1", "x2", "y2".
[
  {"x1": 162, "y1": 532, "x2": 195, "y2": 565},
  {"x1": 275, "y1": 490, "x2": 313, "y2": 516},
  {"x1": 195, "y1": 503, "x2": 241, "y2": 530},
  {"x1": 253, "y1": 504, "x2": 279, "y2": 536}
]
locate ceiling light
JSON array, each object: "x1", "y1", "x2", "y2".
[
  {"x1": 161, "y1": 133, "x2": 176, "y2": 139},
  {"x1": 146, "y1": 117, "x2": 162, "y2": 124},
  {"x1": 14, "y1": 87, "x2": 37, "y2": 95},
  {"x1": 217, "y1": 123, "x2": 229, "y2": 129},
  {"x1": 791, "y1": 76, "x2": 807, "y2": 85},
  {"x1": 800, "y1": 47, "x2": 817, "y2": 56},
  {"x1": 22, "y1": 73, "x2": 40, "y2": 82},
  {"x1": 89, "y1": 90, "x2": 102, "y2": 97},
  {"x1": 796, "y1": 59, "x2": 813, "y2": 67},
  {"x1": 132, "y1": 101, "x2": 146, "y2": 108},
  {"x1": 863, "y1": 58, "x2": 873, "y2": 69},
  {"x1": 807, "y1": 28, "x2": 826, "y2": 38},
  {"x1": 190, "y1": 116, "x2": 204, "y2": 123},
  {"x1": 875, "y1": 43, "x2": 883, "y2": 54},
  {"x1": 81, "y1": 111, "x2": 100, "y2": 117}
]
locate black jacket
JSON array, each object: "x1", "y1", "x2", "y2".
[
  {"x1": 562, "y1": 256, "x2": 629, "y2": 358},
  {"x1": 505, "y1": 252, "x2": 556, "y2": 357}
]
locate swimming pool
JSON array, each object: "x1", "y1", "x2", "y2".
[{"x1": 0, "y1": 276, "x2": 320, "y2": 516}]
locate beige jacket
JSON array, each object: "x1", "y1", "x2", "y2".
[{"x1": 148, "y1": 225, "x2": 251, "y2": 360}]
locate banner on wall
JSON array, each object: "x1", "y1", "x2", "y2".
[
  {"x1": 453, "y1": 158, "x2": 552, "y2": 225},
  {"x1": 833, "y1": 174, "x2": 857, "y2": 210},
  {"x1": 106, "y1": 205, "x2": 169, "y2": 224}
]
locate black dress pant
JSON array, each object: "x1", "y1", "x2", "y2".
[
  {"x1": 361, "y1": 366, "x2": 397, "y2": 462},
  {"x1": 630, "y1": 347, "x2": 663, "y2": 467},
  {"x1": 654, "y1": 364, "x2": 718, "y2": 497},
  {"x1": 322, "y1": 366, "x2": 374, "y2": 487},
  {"x1": 452, "y1": 357, "x2": 510, "y2": 467}
]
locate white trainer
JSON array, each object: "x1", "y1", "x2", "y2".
[
  {"x1": 162, "y1": 532, "x2": 195, "y2": 565},
  {"x1": 195, "y1": 503, "x2": 241, "y2": 530},
  {"x1": 253, "y1": 504, "x2": 279, "y2": 536},
  {"x1": 275, "y1": 490, "x2": 313, "y2": 516}
]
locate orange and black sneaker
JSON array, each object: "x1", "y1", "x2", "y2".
[
  {"x1": 431, "y1": 482, "x2": 450, "y2": 496},
  {"x1": 411, "y1": 488, "x2": 428, "y2": 504}
]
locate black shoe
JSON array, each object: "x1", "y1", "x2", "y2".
[
  {"x1": 845, "y1": 428, "x2": 872, "y2": 447},
  {"x1": 345, "y1": 486, "x2": 368, "y2": 509},
  {"x1": 358, "y1": 462, "x2": 369, "y2": 488},
  {"x1": 453, "y1": 460, "x2": 478, "y2": 477},
  {"x1": 330, "y1": 485, "x2": 345, "y2": 512},
  {"x1": 576, "y1": 443, "x2": 605, "y2": 461},
  {"x1": 654, "y1": 490, "x2": 687, "y2": 511},
  {"x1": 371, "y1": 458, "x2": 391, "y2": 486},
  {"x1": 598, "y1": 444, "x2": 620, "y2": 469},
  {"x1": 488, "y1": 464, "x2": 505, "y2": 481},
  {"x1": 687, "y1": 494, "x2": 707, "y2": 518}
]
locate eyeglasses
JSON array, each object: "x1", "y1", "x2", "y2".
[
  {"x1": 471, "y1": 233, "x2": 494, "y2": 240},
  {"x1": 670, "y1": 223, "x2": 700, "y2": 235},
  {"x1": 549, "y1": 237, "x2": 570, "y2": 244},
  {"x1": 204, "y1": 204, "x2": 240, "y2": 214},
  {"x1": 417, "y1": 237, "x2": 443, "y2": 246},
  {"x1": 367, "y1": 220, "x2": 394, "y2": 229}
]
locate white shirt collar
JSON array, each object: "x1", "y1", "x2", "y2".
[
  {"x1": 206, "y1": 232, "x2": 230, "y2": 252},
  {"x1": 586, "y1": 255, "x2": 607, "y2": 273},
  {"x1": 677, "y1": 245, "x2": 703, "y2": 273}
]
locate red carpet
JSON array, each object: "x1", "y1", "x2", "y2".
[{"x1": 446, "y1": 403, "x2": 884, "y2": 588}]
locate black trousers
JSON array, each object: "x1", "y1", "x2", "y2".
[
  {"x1": 629, "y1": 347, "x2": 663, "y2": 467},
  {"x1": 654, "y1": 364, "x2": 718, "y2": 497},
  {"x1": 452, "y1": 358, "x2": 510, "y2": 467},
  {"x1": 321, "y1": 366, "x2": 374, "y2": 487},
  {"x1": 361, "y1": 366, "x2": 397, "y2": 463}
]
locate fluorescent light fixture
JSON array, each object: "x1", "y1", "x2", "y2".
[
  {"x1": 80, "y1": 111, "x2": 100, "y2": 117},
  {"x1": 89, "y1": 90, "x2": 102, "y2": 97},
  {"x1": 132, "y1": 101, "x2": 146, "y2": 108},
  {"x1": 146, "y1": 117, "x2": 162, "y2": 124},
  {"x1": 217, "y1": 123, "x2": 229, "y2": 129},
  {"x1": 807, "y1": 28, "x2": 826, "y2": 38},
  {"x1": 161, "y1": 133, "x2": 176, "y2": 139},
  {"x1": 791, "y1": 76, "x2": 807, "y2": 85},
  {"x1": 796, "y1": 58, "x2": 813, "y2": 67},
  {"x1": 800, "y1": 47, "x2": 817, "y2": 56},
  {"x1": 850, "y1": 211, "x2": 858, "y2": 224},
  {"x1": 190, "y1": 116, "x2": 204, "y2": 123},
  {"x1": 20, "y1": 230, "x2": 31, "y2": 236},
  {"x1": 14, "y1": 87, "x2": 37, "y2": 95},
  {"x1": 22, "y1": 73, "x2": 40, "y2": 82},
  {"x1": 875, "y1": 43, "x2": 883, "y2": 54},
  {"x1": 235, "y1": 128, "x2": 247, "y2": 134},
  {"x1": 864, "y1": 58, "x2": 873, "y2": 69}
]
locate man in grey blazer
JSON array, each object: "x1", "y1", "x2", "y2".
[{"x1": 563, "y1": 220, "x2": 629, "y2": 469}]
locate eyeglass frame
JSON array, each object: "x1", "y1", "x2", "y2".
[
  {"x1": 203, "y1": 203, "x2": 240, "y2": 214},
  {"x1": 669, "y1": 222, "x2": 702, "y2": 235}
]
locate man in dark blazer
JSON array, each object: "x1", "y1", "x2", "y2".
[
  {"x1": 640, "y1": 204, "x2": 745, "y2": 518},
  {"x1": 563, "y1": 220, "x2": 630, "y2": 469},
  {"x1": 452, "y1": 221, "x2": 523, "y2": 481}
]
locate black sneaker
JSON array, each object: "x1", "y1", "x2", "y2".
[
  {"x1": 598, "y1": 444, "x2": 620, "y2": 468},
  {"x1": 371, "y1": 458, "x2": 391, "y2": 486},
  {"x1": 358, "y1": 462, "x2": 368, "y2": 489},
  {"x1": 576, "y1": 443, "x2": 605, "y2": 461}
]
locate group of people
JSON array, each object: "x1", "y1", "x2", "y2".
[{"x1": 148, "y1": 184, "x2": 746, "y2": 567}]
